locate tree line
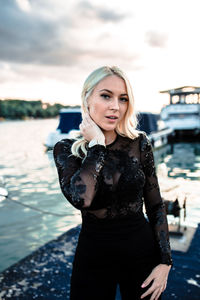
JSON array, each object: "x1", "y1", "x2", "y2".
[{"x1": 0, "y1": 99, "x2": 80, "y2": 120}]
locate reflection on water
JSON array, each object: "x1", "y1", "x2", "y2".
[
  {"x1": 165, "y1": 143, "x2": 200, "y2": 180},
  {"x1": 0, "y1": 119, "x2": 199, "y2": 272},
  {"x1": 155, "y1": 142, "x2": 200, "y2": 230}
]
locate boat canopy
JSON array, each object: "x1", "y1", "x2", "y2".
[
  {"x1": 57, "y1": 109, "x2": 82, "y2": 133},
  {"x1": 160, "y1": 86, "x2": 200, "y2": 105}
]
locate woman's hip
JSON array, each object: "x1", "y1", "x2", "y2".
[{"x1": 74, "y1": 215, "x2": 159, "y2": 267}]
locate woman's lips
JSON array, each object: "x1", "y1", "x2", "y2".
[{"x1": 105, "y1": 116, "x2": 118, "y2": 122}]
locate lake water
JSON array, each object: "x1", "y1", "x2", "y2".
[{"x1": 0, "y1": 119, "x2": 200, "y2": 272}]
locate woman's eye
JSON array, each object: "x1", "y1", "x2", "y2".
[
  {"x1": 120, "y1": 97, "x2": 128, "y2": 102},
  {"x1": 100, "y1": 94, "x2": 128, "y2": 102},
  {"x1": 101, "y1": 94, "x2": 110, "y2": 99}
]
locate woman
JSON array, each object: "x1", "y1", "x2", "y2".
[{"x1": 53, "y1": 66, "x2": 173, "y2": 300}]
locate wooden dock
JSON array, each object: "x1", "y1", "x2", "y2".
[{"x1": 0, "y1": 224, "x2": 200, "y2": 299}]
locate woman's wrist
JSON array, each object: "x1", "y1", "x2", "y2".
[{"x1": 160, "y1": 263, "x2": 172, "y2": 269}]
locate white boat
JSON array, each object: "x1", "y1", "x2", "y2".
[
  {"x1": 160, "y1": 86, "x2": 200, "y2": 138},
  {"x1": 44, "y1": 108, "x2": 82, "y2": 150},
  {"x1": 149, "y1": 127, "x2": 174, "y2": 149}
]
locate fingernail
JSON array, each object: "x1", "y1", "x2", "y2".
[{"x1": 141, "y1": 284, "x2": 145, "y2": 288}]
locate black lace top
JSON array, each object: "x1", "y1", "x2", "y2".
[{"x1": 53, "y1": 131, "x2": 173, "y2": 266}]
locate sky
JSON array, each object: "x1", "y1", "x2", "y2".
[{"x1": 0, "y1": 0, "x2": 200, "y2": 113}]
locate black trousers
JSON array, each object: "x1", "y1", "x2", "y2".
[{"x1": 70, "y1": 214, "x2": 162, "y2": 300}]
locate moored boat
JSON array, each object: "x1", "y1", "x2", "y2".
[
  {"x1": 160, "y1": 86, "x2": 200, "y2": 140},
  {"x1": 44, "y1": 108, "x2": 82, "y2": 150}
]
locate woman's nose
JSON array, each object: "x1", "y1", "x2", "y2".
[{"x1": 110, "y1": 98, "x2": 119, "y2": 110}]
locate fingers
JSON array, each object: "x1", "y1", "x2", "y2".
[
  {"x1": 79, "y1": 111, "x2": 104, "y2": 141},
  {"x1": 149, "y1": 287, "x2": 163, "y2": 300},
  {"x1": 81, "y1": 112, "x2": 94, "y2": 127},
  {"x1": 141, "y1": 263, "x2": 170, "y2": 299},
  {"x1": 141, "y1": 274, "x2": 153, "y2": 288},
  {"x1": 141, "y1": 284, "x2": 154, "y2": 299},
  {"x1": 162, "y1": 281, "x2": 167, "y2": 292},
  {"x1": 141, "y1": 282, "x2": 166, "y2": 299},
  {"x1": 79, "y1": 112, "x2": 90, "y2": 131},
  {"x1": 81, "y1": 113, "x2": 89, "y2": 125}
]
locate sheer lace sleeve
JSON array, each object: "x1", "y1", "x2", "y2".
[
  {"x1": 53, "y1": 139, "x2": 107, "y2": 210},
  {"x1": 140, "y1": 132, "x2": 173, "y2": 266}
]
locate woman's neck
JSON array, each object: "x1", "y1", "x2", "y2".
[{"x1": 103, "y1": 130, "x2": 117, "y2": 146}]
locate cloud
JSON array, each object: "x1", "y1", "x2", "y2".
[
  {"x1": 16, "y1": 0, "x2": 31, "y2": 12},
  {"x1": 0, "y1": 0, "x2": 131, "y2": 67},
  {"x1": 145, "y1": 30, "x2": 168, "y2": 48},
  {"x1": 77, "y1": 1, "x2": 127, "y2": 22},
  {"x1": 0, "y1": 0, "x2": 142, "y2": 103},
  {"x1": 0, "y1": 0, "x2": 77, "y2": 66}
]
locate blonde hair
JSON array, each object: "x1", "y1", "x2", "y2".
[{"x1": 71, "y1": 66, "x2": 139, "y2": 158}]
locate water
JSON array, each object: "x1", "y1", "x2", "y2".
[
  {"x1": 0, "y1": 119, "x2": 81, "y2": 272},
  {"x1": 157, "y1": 142, "x2": 200, "y2": 228},
  {"x1": 0, "y1": 119, "x2": 199, "y2": 272}
]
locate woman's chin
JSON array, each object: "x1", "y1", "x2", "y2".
[{"x1": 99, "y1": 124, "x2": 117, "y2": 132}]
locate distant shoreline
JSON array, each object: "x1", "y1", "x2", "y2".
[
  {"x1": 0, "y1": 99, "x2": 81, "y2": 120},
  {"x1": 0, "y1": 116, "x2": 59, "y2": 122}
]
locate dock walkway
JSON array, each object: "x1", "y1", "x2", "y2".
[{"x1": 0, "y1": 224, "x2": 200, "y2": 299}]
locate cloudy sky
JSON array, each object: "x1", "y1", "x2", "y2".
[{"x1": 0, "y1": 0, "x2": 200, "y2": 112}]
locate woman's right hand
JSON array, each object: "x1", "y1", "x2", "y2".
[{"x1": 79, "y1": 112, "x2": 105, "y2": 144}]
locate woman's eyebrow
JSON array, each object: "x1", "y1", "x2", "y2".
[{"x1": 99, "y1": 89, "x2": 128, "y2": 96}]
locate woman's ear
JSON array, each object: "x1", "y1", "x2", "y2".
[{"x1": 86, "y1": 102, "x2": 90, "y2": 114}]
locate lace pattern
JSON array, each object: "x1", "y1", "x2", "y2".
[{"x1": 53, "y1": 131, "x2": 173, "y2": 265}]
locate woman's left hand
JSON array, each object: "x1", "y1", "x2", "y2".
[{"x1": 140, "y1": 264, "x2": 171, "y2": 300}]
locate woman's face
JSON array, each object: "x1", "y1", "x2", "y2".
[{"x1": 87, "y1": 75, "x2": 129, "y2": 132}]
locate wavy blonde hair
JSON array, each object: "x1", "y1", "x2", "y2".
[{"x1": 71, "y1": 65, "x2": 139, "y2": 158}]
